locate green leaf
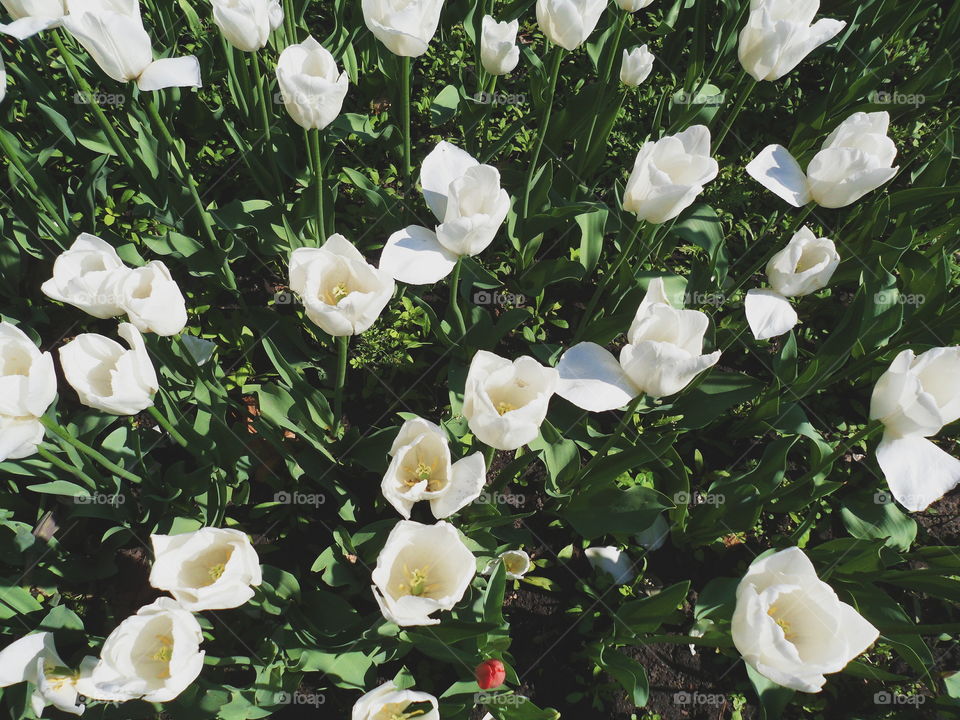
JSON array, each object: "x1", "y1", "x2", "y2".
[
  {"x1": 562, "y1": 485, "x2": 671, "y2": 540},
  {"x1": 597, "y1": 646, "x2": 649, "y2": 706}
]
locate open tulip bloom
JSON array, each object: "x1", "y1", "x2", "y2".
[
  {"x1": 738, "y1": 0, "x2": 846, "y2": 82},
  {"x1": 352, "y1": 680, "x2": 440, "y2": 720},
  {"x1": 463, "y1": 350, "x2": 559, "y2": 451},
  {"x1": 62, "y1": 0, "x2": 201, "y2": 91},
  {"x1": 557, "y1": 278, "x2": 721, "y2": 411},
  {"x1": 211, "y1": 0, "x2": 282, "y2": 53},
  {"x1": 746, "y1": 111, "x2": 898, "y2": 209},
  {"x1": 536, "y1": 0, "x2": 606, "y2": 51},
  {"x1": 361, "y1": 0, "x2": 444, "y2": 57},
  {"x1": 379, "y1": 141, "x2": 509, "y2": 285},
  {"x1": 745, "y1": 226, "x2": 839, "y2": 340},
  {"x1": 289, "y1": 234, "x2": 396, "y2": 336},
  {"x1": 623, "y1": 125, "x2": 719, "y2": 224},
  {"x1": 371, "y1": 520, "x2": 476, "y2": 626},
  {"x1": 0, "y1": 321, "x2": 57, "y2": 462},
  {"x1": 0, "y1": 631, "x2": 91, "y2": 716},
  {"x1": 869, "y1": 347, "x2": 960, "y2": 511},
  {"x1": 382, "y1": 416, "x2": 487, "y2": 519},
  {"x1": 0, "y1": 0, "x2": 66, "y2": 39},
  {"x1": 732, "y1": 547, "x2": 878, "y2": 692}
]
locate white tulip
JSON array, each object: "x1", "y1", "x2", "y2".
[
  {"x1": 636, "y1": 514, "x2": 669, "y2": 551},
  {"x1": 380, "y1": 141, "x2": 509, "y2": 285},
  {"x1": 41, "y1": 233, "x2": 130, "y2": 318},
  {"x1": 62, "y1": 0, "x2": 201, "y2": 91},
  {"x1": 118, "y1": 261, "x2": 188, "y2": 336},
  {"x1": 498, "y1": 549, "x2": 532, "y2": 580},
  {"x1": 739, "y1": 0, "x2": 845, "y2": 82},
  {"x1": 536, "y1": 0, "x2": 606, "y2": 51},
  {"x1": 870, "y1": 347, "x2": 960, "y2": 511},
  {"x1": 289, "y1": 234, "x2": 395, "y2": 336},
  {"x1": 211, "y1": 0, "x2": 282, "y2": 52},
  {"x1": 620, "y1": 45, "x2": 654, "y2": 87},
  {"x1": 75, "y1": 597, "x2": 204, "y2": 703},
  {"x1": 746, "y1": 111, "x2": 898, "y2": 209},
  {"x1": 382, "y1": 416, "x2": 486, "y2": 519},
  {"x1": 352, "y1": 680, "x2": 439, "y2": 720},
  {"x1": 361, "y1": 0, "x2": 444, "y2": 57},
  {"x1": 58, "y1": 323, "x2": 158, "y2": 415},
  {"x1": 623, "y1": 125, "x2": 719, "y2": 224},
  {"x1": 0, "y1": 322, "x2": 57, "y2": 419},
  {"x1": 371, "y1": 520, "x2": 476, "y2": 626},
  {"x1": 276, "y1": 36, "x2": 348, "y2": 130},
  {"x1": 616, "y1": 0, "x2": 654, "y2": 11},
  {"x1": 0, "y1": 632, "x2": 90, "y2": 716},
  {"x1": 745, "y1": 226, "x2": 839, "y2": 341},
  {"x1": 0, "y1": 0, "x2": 66, "y2": 39},
  {"x1": 585, "y1": 546, "x2": 635, "y2": 584},
  {"x1": 149, "y1": 527, "x2": 262, "y2": 611},
  {"x1": 0, "y1": 55, "x2": 5, "y2": 102},
  {"x1": 557, "y1": 278, "x2": 720, "y2": 410},
  {"x1": 480, "y1": 16, "x2": 519, "y2": 76},
  {"x1": 732, "y1": 547, "x2": 878, "y2": 692},
  {"x1": 0, "y1": 415, "x2": 44, "y2": 462},
  {"x1": 463, "y1": 350, "x2": 558, "y2": 451}
]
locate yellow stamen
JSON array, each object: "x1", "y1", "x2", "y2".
[
  {"x1": 329, "y1": 282, "x2": 349, "y2": 304},
  {"x1": 208, "y1": 562, "x2": 226, "y2": 581},
  {"x1": 496, "y1": 401, "x2": 515, "y2": 416}
]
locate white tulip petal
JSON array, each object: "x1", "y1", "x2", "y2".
[
  {"x1": 556, "y1": 342, "x2": 639, "y2": 412},
  {"x1": 876, "y1": 435, "x2": 960, "y2": 512},
  {"x1": 0, "y1": 15, "x2": 60, "y2": 39},
  {"x1": 745, "y1": 289, "x2": 798, "y2": 340},
  {"x1": 430, "y1": 452, "x2": 486, "y2": 519},
  {"x1": 745, "y1": 144, "x2": 811, "y2": 207},
  {"x1": 0, "y1": 633, "x2": 47, "y2": 686},
  {"x1": 136, "y1": 56, "x2": 202, "y2": 91},
  {"x1": 419, "y1": 141, "x2": 479, "y2": 221},
  {"x1": 585, "y1": 546, "x2": 636, "y2": 584},
  {"x1": 379, "y1": 225, "x2": 459, "y2": 284}
]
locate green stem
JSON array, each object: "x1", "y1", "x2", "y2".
[
  {"x1": 584, "y1": 394, "x2": 645, "y2": 471},
  {"x1": 793, "y1": 422, "x2": 883, "y2": 485},
  {"x1": 39, "y1": 417, "x2": 142, "y2": 484},
  {"x1": 714, "y1": 77, "x2": 758, "y2": 147},
  {"x1": 400, "y1": 56, "x2": 412, "y2": 187},
  {"x1": 282, "y1": 0, "x2": 296, "y2": 44},
  {"x1": 602, "y1": 11, "x2": 627, "y2": 85},
  {"x1": 0, "y1": 128, "x2": 67, "y2": 236},
  {"x1": 52, "y1": 31, "x2": 137, "y2": 171},
  {"x1": 334, "y1": 336, "x2": 348, "y2": 431},
  {"x1": 37, "y1": 446, "x2": 96, "y2": 489},
  {"x1": 222, "y1": 38, "x2": 250, "y2": 116},
  {"x1": 147, "y1": 405, "x2": 190, "y2": 448},
  {"x1": 252, "y1": 51, "x2": 283, "y2": 190},
  {"x1": 309, "y1": 128, "x2": 325, "y2": 239},
  {"x1": 449, "y1": 258, "x2": 468, "y2": 338},
  {"x1": 522, "y1": 46, "x2": 564, "y2": 218}
]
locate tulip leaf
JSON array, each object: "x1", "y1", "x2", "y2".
[
  {"x1": 841, "y1": 494, "x2": 917, "y2": 551},
  {"x1": 616, "y1": 580, "x2": 690, "y2": 633},
  {"x1": 746, "y1": 664, "x2": 796, "y2": 720},
  {"x1": 562, "y1": 484, "x2": 670, "y2": 540},
  {"x1": 430, "y1": 84, "x2": 460, "y2": 126},
  {"x1": 596, "y1": 646, "x2": 649, "y2": 707}
]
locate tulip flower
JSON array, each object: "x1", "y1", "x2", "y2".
[
  {"x1": 381, "y1": 416, "x2": 487, "y2": 519},
  {"x1": 117, "y1": 261, "x2": 188, "y2": 336},
  {"x1": 732, "y1": 547, "x2": 878, "y2": 692},
  {"x1": 745, "y1": 226, "x2": 839, "y2": 340},
  {"x1": 149, "y1": 528, "x2": 263, "y2": 611},
  {"x1": 620, "y1": 45, "x2": 654, "y2": 86},
  {"x1": 498, "y1": 549, "x2": 532, "y2": 579},
  {"x1": 58, "y1": 323, "x2": 158, "y2": 415},
  {"x1": 585, "y1": 546, "x2": 636, "y2": 584},
  {"x1": 289, "y1": 234, "x2": 395, "y2": 336},
  {"x1": 480, "y1": 16, "x2": 519, "y2": 76},
  {"x1": 211, "y1": 0, "x2": 282, "y2": 52},
  {"x1": 0, "y1": 55, "x2": 5, "y2": 102},
  {"x1": 636, "y1": 514, "x2": 669, "y2": 551},
  {"x1": 475, "y1": 659, "x2": 506, "y2": 690},
  {"x1": 623, "y1": 125, "x2": 719, "y2": 224},
  {"x1": 869, "y1": 347, "x2": 960, "y2": 511},
  {"x1": 0, "y1": 322, "x2": 57, "y2": 419},
  {"x1": 379, "y1": 141, "x2": 510, "y2": 285},
  {"x1": 75, "y1": 597, "x2": 204, "y2": 703},
  {"x1": 352, "y1": 680, "x2": 439, "y2": 720},
  {"x1": 62, "y1": 0, "x2": 201, "y2": 91},
  {"x1": 557, "y1": 278, "x2": 721, "y2": 410},
  {"x1": 371, "y1": 520, "x2": 476, "y2": 626},
  {"x1": 739, "y1": 0, "x2": 846, "y2": 82},
  {"x1": 41, "y1": 233, "x2": 129, "y2": 318},
  {"x1": 0, "y1": 415, "x2": 44, "y2": 462},
  {"x1": 463, "y1": 350, "x2": 559, "y2": 451},
  {"x1": 616, "y1": 0, "x2": 654, "y2": 10},
  {"x1": 361, "y1": 0, "x2": 444, "y2": 57},
  {"x1": 0, "y1": 632, "x2": 90, "y2": 716},
  {"x1": 536, "y1": 0, "x2": 606, "y2": 51},
  {"x1": 0, "y1": 0, "x2": 66, "y2": 40},
  {"x1": 746, "y1": 111, "x2": 898, "y2": 209},
  {"x1": 275, "y1": 36, "x2": 348, "y2": 130}
]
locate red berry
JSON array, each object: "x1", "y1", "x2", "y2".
[{"x1": 475, "y1": 659, "x2": 506, "y2": 689}]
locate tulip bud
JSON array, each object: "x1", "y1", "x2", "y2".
[
  {"x1": 62, "y1": 0, "x2": 201, "y2": 90},
  {"x1": 0, "y1": 0, "x2": 66, "y2": 40},
  {"x1": 475, "y1": 659, "x2": 506, "y2": 689},
  {"x1": 275, "y1": 36, "x2": 349, "y2": 130},
  {"x1": 480, "y1": 16, "x2": 519, "y2": 76},
  {"x1": 620, "y1": 45, "x2": 654, "y2": 87},
  {"x1": 118, "y1": 261, "x2": 188, "y2": 336},
  {"x1": 739, "y1": 0, "x2": 845, "y2": 82},
  {"x1": 361, "y1": 0, "x2": 444, "y2": 57},
  {"x1": 58, "y1": 323, "x2": 158, "y2": 415},
  {"x1": 616, "y1": 0, "x2": 654, "y2": 10},
  {"x1": 623, "y1": 125, "x2": 718, "y2": 224},
  {"x1": 211, "y1": 0, "x2": 283, "y2": 52},
  {"x1": 536, "y1": 0, "x2": 606, "y2": 50}
]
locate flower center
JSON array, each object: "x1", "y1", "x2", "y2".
[
  {"x1": 397, "y1": 564, "x2": 437, "y2": 597},
  {"x1": 767, "y1": 606, "x2": 795, "y2": 640},
  {"x1": 208, "y1": 562, "x2": 226, "y2": 581},
  {"x1": 152, "y1": 634, "x2": 174, "y2": 677},
  {"x1": 326, "y1": 282, "x2": 350, "y2": 304},
  {"x1": 496, "y1": 401, "x2": 516, "y2": 416}
]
